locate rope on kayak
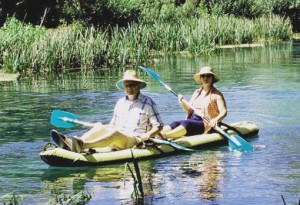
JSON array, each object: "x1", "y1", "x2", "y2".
[{"x1": 219, "y1": 122, "x2": 245, "y2": 137}]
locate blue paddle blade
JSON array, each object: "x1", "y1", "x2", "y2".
[
  {"x1": 138, "y1": 66, "x2": 163, "y2": 85},
  {"x1": 116, "y1": 81, "x2": 124, "y2": 90},
  {"x1": 138, "y1": 66, "x2": 178, "y2": 95},
  {"x1": 228, "y1": 135, "x2": 254, "y2": 152},
  {"x1": 167, "y1": 141, "x2": 194, "y2": 151},
  {"x1": 50, "y1": 110, "x2": 77, "y2": 128},
  {"x1": 152, "y1": 138, "x2": 194, "y2": 151}
]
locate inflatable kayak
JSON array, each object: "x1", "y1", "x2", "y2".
[{"x1": 40, "y1": 121, "x2": 259, "y2": 167}]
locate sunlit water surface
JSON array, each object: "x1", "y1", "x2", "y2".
[{"x1": 0, "y1": 42, "x2": 299, "y2": 204}]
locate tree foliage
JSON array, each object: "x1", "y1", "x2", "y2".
[{"x1": 0, "y1": 0, "x2": 299, "y2": 31}]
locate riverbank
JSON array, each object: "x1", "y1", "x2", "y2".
[
  {"x1": 0, "y1": 15, "x2": 292, "y2": 76},
  {"x1": 217, "y1": 43, "x2": 265, "y2": 49},
  {"x1": 293, "y1": 33, "x2": 300, "y2": 40},
  {"x1": 0, "y1": 71, "x2": 20, "y2": 82}
]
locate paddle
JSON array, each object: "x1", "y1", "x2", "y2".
[
  {"x1": 149, "y1": 138, "x2": 193, "y2": 151},
  {"x1": 51, "y1": 110, "x2": 95, "y2": 128},
  {"x1": 138, "y1": 66, "x2": 254, "y2": 152},
  {"x1": 50, "y1": 110, "x2": 193, "y2": 151}
]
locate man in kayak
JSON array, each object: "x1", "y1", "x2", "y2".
[
  {"x1": 161, "y1": 66, "x2": 227, "y2": 139},
  {"x1": 51, "y1": 69, "x2": 163, "y2": 153}
]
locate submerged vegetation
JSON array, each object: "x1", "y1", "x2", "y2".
[
  {"x1": 0, "y1": 0, "x2": 297, "y2": 75},
  {"x1": 0, "y1": 192, "x2": 22, "y2": 205},
  {"x1": 50, "y1": 191, "x2": 92, "y2": 205},
  {"x1": 0, "y1": 190, "x2": 91, "y2": 205},
  {"x1": 0, "y1": 158, "x2": 143, "y2": 205}
]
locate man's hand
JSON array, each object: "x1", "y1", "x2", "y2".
[
  {"x1": 178, "y1": 94, "x2": 184, "y2": 103},
  {"x1": 140, "y1": 133, "x2": 151, "y2": 142}
]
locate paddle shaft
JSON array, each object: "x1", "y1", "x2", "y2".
[
  {"x1": 60, "y1": 117, "x2": 95, "y2": 127},
  {"x1": 51, "y1": 110, "x2": 97, "y2": 128}
]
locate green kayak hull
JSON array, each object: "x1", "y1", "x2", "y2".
[{"x1": 40, "y1": 121, "x2": 259, "y2": 167}]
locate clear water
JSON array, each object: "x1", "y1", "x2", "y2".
[{"x1": 0, "y1": 42, "x2": 299, "y2": 204}]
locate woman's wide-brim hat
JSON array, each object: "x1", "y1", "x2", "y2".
[
  {"x1": 116, "y1": 69, "x2": 147, "y2": 90},
  {"x1": 193, "y1": 66, "x2": 220, "y2": 84}
]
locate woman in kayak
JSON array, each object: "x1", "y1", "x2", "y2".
[
  {"x1": 161, "y1": 66, "x2": 227, "y2": 139},
  {"x1": 51, "y1": 69, "x2": 163, "y2": 152}
]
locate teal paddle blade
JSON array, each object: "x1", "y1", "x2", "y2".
[
  {"x1": 138, "y1": 66, "x2": 178, "y2": 96},
  {"x1": 138, "y1": 66, "x2": 163, "y2": 84},
  {"x1": 116, "y1": 80, "x2": 124, "y2": 90},
  {"x1": 228, "y1": 135, "x2": 254, "y2": 152},
  {"x1": 50, "y1": 110, "x2": 77, "y2": 128},
  {"x1": 151, "y1": 138, "x2": 194, "y2": 151}
]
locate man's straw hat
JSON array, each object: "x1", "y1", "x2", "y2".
[{"x1": 116, "y1": 70, "x2": 147, "y2": 90}]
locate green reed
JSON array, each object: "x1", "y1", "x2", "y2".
[
  {"x1": 0, "y1": 17, "x2": 46, "y2": 73},
  {"x1": 254, "y1": 14, "x2": 292, "y2": 42},
  {"x1": 1, "y1": 191, "x2": 22, "y2": 205},
  {"x1": 0, "y1": 15, "x2": 292, "y2": 74}
]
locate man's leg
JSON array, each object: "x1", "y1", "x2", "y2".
[
  {"x1": 80, "y1": 124, "x2": 111, "y2": 141},
  {"x1": 72, "y1": 127, "x2": 132, "y2": 152},
  {"x1": 83, "y1": 129, "x2": 129, "y2": 150}
]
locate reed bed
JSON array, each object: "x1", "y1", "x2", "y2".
[{"x1": 0, "y1": 15, "x2": 292, "y2": 74}]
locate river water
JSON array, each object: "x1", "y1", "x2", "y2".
[{"x1": 0, "y1": 42, "x2": 299, "y2": 204}]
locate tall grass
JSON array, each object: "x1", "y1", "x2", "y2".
[
  {"x1": 0, "y1": 15, "x2": 292, "y2": 74},
  {"x1": 255, "y1": 14, "x2": 292, "y2": 42}
]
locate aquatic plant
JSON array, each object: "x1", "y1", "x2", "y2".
[
  {"x1": 0, "y1": 14, "x2": 292, "y2": 75},
  {"x1": 0, "y1": 192, "x2": 23, "y2": 205},
  {"x1": 123, "y1": 150, "x2": 144, "y2": 204},
  {"x1": 49, "y1": 190, "x2": 92, "y2": 205}
]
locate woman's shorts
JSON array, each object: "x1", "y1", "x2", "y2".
[{"x1": 170, "y1": 115, "x2": 204, "y2": 136}]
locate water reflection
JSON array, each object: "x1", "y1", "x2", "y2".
[
  {"x1": 176, "y1": 152, "x2": 225, "y2": 201},
  {"x1": 41, "y1": 165, "x2": 137, "y2": 204},
  {"x1": 40, "y1": 152, "x2": 225, "y2": 203},
  {"x1": 42, "y1": 166, "x2": 127, "y2": 190}
]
